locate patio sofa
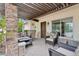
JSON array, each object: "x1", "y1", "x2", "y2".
[
  {"x1": 18, "y1": 37, "x2": 32, "y2": 46},
  {"x1": 48, "y1": 36, "x2": 79, "y2": 56},
  {"x1": 45, "y1": 32, "x2": 60, "y2": 46}
]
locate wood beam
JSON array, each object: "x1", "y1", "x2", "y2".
[
  {"x1": 44, "y1": 3, "x2": 52, "y2": 9},
  {"x1": 61, "y1": 3, "x2": 66, "y2": 7},
  {"x1": 66, "y1": 3, "x2": 69, "y2": 6},
  {"x1": 33, "y1": 3, "x2": 77, "y2": 19},
  {"x1": 40, "y1": 3, "x2": 51, "y2": 10},
  {"x1": 53, "y1": 3, "x2": 58, "y2": 7},
  {"x1": 34, "y1": 3, "x2": 49, "y2": 12},
  {"x1": 23, "y1": 3, "x2": 42, "y2": 12},
  {"x1": 17, "y1": 4, "x2": 38, "y2": 14}
]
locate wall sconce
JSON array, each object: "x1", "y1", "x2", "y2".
[{"x1": 47, "y1": 22, "x2": 49, "y2": 25}]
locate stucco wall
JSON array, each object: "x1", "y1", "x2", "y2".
[
  {"x1": 24, "y1": 20, "x2": 39, "y2": 38},
  {"x1": 36, "y1": 4, "x2": 79, "y2": 41}
]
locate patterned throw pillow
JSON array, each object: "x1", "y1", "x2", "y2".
[{"x1": 50, "y1": 32, "x2": 55, "y2": 39}]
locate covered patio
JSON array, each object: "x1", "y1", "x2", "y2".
[{"x1": 0, "y1": 3, "x2": 79, "y2": 56}]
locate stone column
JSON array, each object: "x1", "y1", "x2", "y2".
[{"x1": 5, "y1": 3, "x2": 19, "y2": 56}]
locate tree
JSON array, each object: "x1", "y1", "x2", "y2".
[
  {"x1": 18, "y1": 18, "x2": 24, "y2": 32},
  {"x1": 0, "y1": 16, "x2": 6, "y2": 44}
]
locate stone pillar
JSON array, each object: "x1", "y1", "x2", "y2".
[{"x1": 5, "y1": 3, "x2": 18, "y2": 56}]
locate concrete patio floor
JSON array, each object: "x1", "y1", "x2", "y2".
[{"x1": 25, "y1": 38, "x2": 58, "y2": 56}]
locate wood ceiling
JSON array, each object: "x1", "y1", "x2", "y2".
[{"x1": 13, "y1": 3, "x2": 77, "y2": 19}]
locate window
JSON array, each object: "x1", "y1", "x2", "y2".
[
  {"x1": 52, "y1": 17, "x2": 73, "y2": 38},
  {"x1": 64, "y1": 20, "x2": 73, "y2": 38},
  {"x1": 52, "y1": 21, "x2": 60, "y2": 33}
]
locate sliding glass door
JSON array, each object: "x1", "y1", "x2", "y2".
[{"x1": 52, "y1": 17, "x2": 73, "y2": 38}]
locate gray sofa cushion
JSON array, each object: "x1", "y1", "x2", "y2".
[
  {"x1": 58, "y1": 42, "x2": 76, "y2": 52},
  {"x1": 68, "y1": 40, "x2": 79, "y2": 48},
  {"x1": 58, "y1": 37, "x2": 70, "y2": 44}
]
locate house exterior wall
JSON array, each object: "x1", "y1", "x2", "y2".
[
  {"x1": 36, "y1": 4, "x2": 79, "y2": 41},
  {"x1": 24, "y1": 20, "x2": 39, "y2": 38}
]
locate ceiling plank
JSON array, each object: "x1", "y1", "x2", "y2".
[
  {"x1": 40, "y1": 3, "x2": 51, "y2": 10},
  {"x1": 27, "y1": 3, "x2": 47, "y2": 13},
  {"x1": 66, "y1": 3, "x2": 69, "y2": 6},
  {"x1": 33, "y1": 3, "x2": 77, "y2": 19},
  {"x1": 44, "y1": 3, "x2": 52, "y2": 9},
  {"x1": 14, "y1": 3, "x2": 77, "y2": 19},
  {"x1": 61, "y1": 3, "x2": 66, "y2": 7},
  {"x1": 23, "y1": 3, "x2": 42, "y2": 12},
  {"x1": 34, "y1": 3, "x2": 49, "y2": 12},
  {"x1": 16, "y1": 3, "x2": 41, "y2": 15},
  {"x1": 53, "y1": 3, "x2": 58, "y2": 7}
]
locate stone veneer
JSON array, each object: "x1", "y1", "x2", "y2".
[{"x1": 5, "y1": 3, "x2": 19, "y2": 56}]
